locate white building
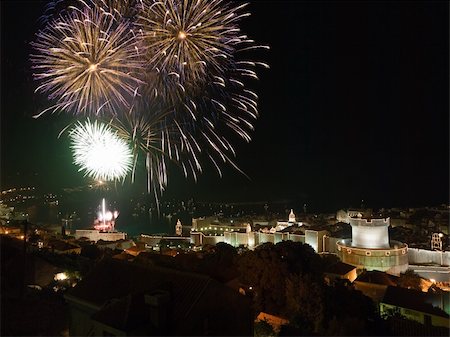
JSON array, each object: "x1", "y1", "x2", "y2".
[{"x1": 74, "y1": 230, "x2": 126, "y2": 243}]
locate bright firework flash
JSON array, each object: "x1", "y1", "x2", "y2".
[
  {"x1": 31, "y1": 4, "x2": 144, "y2": 117},
  {"x1": 69, "y1": 119, "x2": 133, "y2": 181},
  {"x1": 94, "y1": 198, "x2": 119, "y2": 231},
  {"x1": 137, "y1": 0, "x2": 269, "y2": 178},
  {"x1": 32, "y1": 0, "x2": 269, "y2": 206}
]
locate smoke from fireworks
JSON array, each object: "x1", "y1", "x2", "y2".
[
  {"x1": 69, "y1": 119, "x2": 133, "y2": 181},
  {"x1": 31, "y1": 4, "x2": 143, "y2": 117}
]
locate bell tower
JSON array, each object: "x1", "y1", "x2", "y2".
[
  {"x1": 288, "y1": 209, "x2": 296, "y2": 223},
  {"x1": 175, "y1": 219, "x2": 182, "y2": 236}
]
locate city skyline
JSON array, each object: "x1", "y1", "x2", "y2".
[{"x1": 1, "y1": 1, "x2": 448, "y2": 210}]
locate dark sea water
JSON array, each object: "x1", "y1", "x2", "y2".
[
  {"x1": 27, "y1": 202, "x2": 178, "y2": 238},
  {"x1": 114, "y1": 214, "x2": 174, "y2": 237}
]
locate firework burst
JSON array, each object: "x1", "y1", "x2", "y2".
[
  {"x1": 31, "y1": 4, "x2": 143, "y2": 117},
  {"x1": 138, "y1": 0, "x2": 268, "y2": 104},
  {"x1": 69, "y1": 119, "x2": 133, "y2": 181},
  {"x1": 137, "y1": 0, "x2": 269, "y2": 178},
  {"x1": 32, "y1": 0, "x2": 269, "y2": 202}
]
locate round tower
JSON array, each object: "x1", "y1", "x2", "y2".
[
  {"x1": 337, "y1": 215, "x2": 408, "y2": 275},
  {"x1": 349, "y1": 216, "x2": 390, "y2": 249}
]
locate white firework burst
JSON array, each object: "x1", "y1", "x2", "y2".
[{"x1": 69, "y1": 119, "x2": 133, "y2": 180}]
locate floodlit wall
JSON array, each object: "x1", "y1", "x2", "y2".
[
  {"x1": 408, "y1": 248, "x2": 450, "y2": 266},
  {"x1": 305, "y1": 230, "x2": 328, "y2": 253},
  {"x1": 337, "y1": 239, "x2": 408, "y2": 275},
  {"x1": 288, "y1": 234, "x2": 305, "y2": 243},
  {"x1": 74, "y1": 230, "x2": 126, "y2": 242},
  {"x1": 224, "y1": 232, "x2": 248, "y2": 247},
  {"x1": 258, "y1": 233, "x2": 275, "y2": 244},
  {"x1": 305, "y1": 230, "x2": 319, "y2": 252},
  {"x1": 221, "y1": 231, "x2": 307, "y2": 248},
  {"x1": 192, "y1": 230, "x2": 308, "y2": 249},
  {"x1": 203, "y1": 235, "x2": 225, "y2": 246},
  {"x1": 140, "y1": 235, "x2": 190, "y2": 246},
  {"x1": 350, "y1": 218, "x2": 390, "y2": 249}
]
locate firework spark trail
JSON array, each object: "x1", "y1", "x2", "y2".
[
  {"x1": 137, "y1": 0, "x2": 269, "y2": 181},
  {"x1": 138, "y1": 0, "x2": 267, "y2": 105},
  {"x1": 31, "y1": 4, "x2": 143, "y2": 116},
  {"x1": 32, "y1": 0, "x2": 269, "y2": 201},
  {"x1": 69, "y1": 119, "x2": 133, "y2": 181}
]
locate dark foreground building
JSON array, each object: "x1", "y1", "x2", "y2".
[{"x1": 65, "y1": 258, "x2": 253, "y2": 336}]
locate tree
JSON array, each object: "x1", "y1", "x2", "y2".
[
  {"x1": 284, "y1": 274, "x2": 325, "y2": 333},
  {"x1": 237, "y1": 243, "x2": 289, "y2": 314},
  {"x1": 274, "y1": 240, "x2": 324, "y2": 279},
  {"x1": 254, "y1": 319, "x2": 276, "y2": 337},
  {"x1": 207, "y1": 242, "x2": 237, "y2": 268},
  {"x1": 237, "y1": 241, "x2": 326, "y2": 316},
  {"x1": 322, "y1": 283, "x2": 380, "y2": 335}
]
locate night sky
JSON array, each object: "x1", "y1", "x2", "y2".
[{"x1": 1, "y1": 1, "x2": 448, "y2": 210}]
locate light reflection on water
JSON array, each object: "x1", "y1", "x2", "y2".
[{"x1": 28, "y1": 204, "x2": 175, "y2": 238}]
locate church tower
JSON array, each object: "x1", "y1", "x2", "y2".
[
  {"x1": 175, "y1": 219, "x2": 182, "y2": 236},
  {"x1": 288, "y1": 209, "x2": 296, "y2": 223}
]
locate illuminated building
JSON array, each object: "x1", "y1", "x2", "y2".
[
  {"x1": 188, "y1": 211, "x2": 331, "y2": 252},
  {"x1": 275, "y1": 209, "x2": 303, "y2": 231},
  {"x1": 191, "y1": 216, "x2": 248, "y2": 233},
  {"x1": 337, "y1": 214, "x2": 408, "y2": 275},
  {"x1": 74, "y1": 230, "x2": 126, "y2": 243},
  {"x1": 74, "y1": 198, "x2": 126, "y2": 242}
]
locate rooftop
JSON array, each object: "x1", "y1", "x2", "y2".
[
  {"x1": 382, "y1": 286, "x2": 449, "y2": 318},
  {"x1": 355, "y1": 270, "x2": 399, "y2": 286},
  {"x1": 324, "y1": 261, "x2": 356, "y2": 276}
]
